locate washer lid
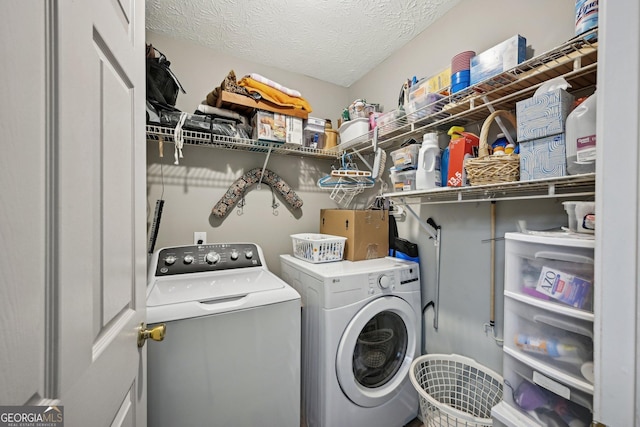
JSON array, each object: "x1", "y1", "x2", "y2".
[{"x1": 146, "y1": 269, "x2": 284, "y2": 307}]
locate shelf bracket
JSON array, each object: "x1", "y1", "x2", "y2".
[{"x1": 257, "y1": 144, "x2": 274, "y2": 189}]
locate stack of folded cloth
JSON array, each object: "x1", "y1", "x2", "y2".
[{"x1": 205, "y1": 70, "x2": 313, "y2": 114}]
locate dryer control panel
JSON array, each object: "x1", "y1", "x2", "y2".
[{"x1": 153, "y1": 244, "x2": 262, "y2": 277}]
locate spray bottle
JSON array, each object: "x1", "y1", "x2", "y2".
[{"x1": 416, "y1": 132, "x2": 441, "y2": 190}]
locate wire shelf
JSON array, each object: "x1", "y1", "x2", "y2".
[
  {"x1": 341, "y1": 28, "x2": 598, "y2": 155},
  {"x1": 386, "y1": 174, "x2": 595, "y2": 205},
  {"x1": 146, "y1": 124, "x2": 340, "y2": 159}
]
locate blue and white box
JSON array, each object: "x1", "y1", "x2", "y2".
[
  {"x1": 516, "y1": 89, "x2": 575, "y2": 142},
  {"x1": 519, "y1": 134, "x2": 567, "y2": 180},
  {"x1": 470, "y1": 34, "x2": 527, "y2": 86},
  {"x1": 536, "y1": 265, "x2": 592, "y2": 309}
]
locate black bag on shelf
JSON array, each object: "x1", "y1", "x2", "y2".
[{"x1": 146, "y1": 44, "x2": 185, "y2": 107}]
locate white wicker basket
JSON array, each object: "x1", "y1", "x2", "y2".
[
  {"x1": 290, "y1": 233, "x2": 346, "y2": 263},
  {"x1": 410, "y1": 354, "x2": 503, "y2": 427}
]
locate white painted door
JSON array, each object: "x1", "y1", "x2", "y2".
[{"x1": 0, "y1": 0, "x2": 147, "y2": 425}]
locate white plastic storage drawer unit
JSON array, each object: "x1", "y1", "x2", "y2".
[
  {"x1": 503, "y1": 297, "x2": 594, "y2": 389},
  {"x1": 493, "y1": 232, "x2": 595, "y2": 427},
  {"x1": 498, "y1": 354, "x2": 593, "y2": 426},
  {"x1": 503, "y1": 232, "x2": 595, "y2": 313}
]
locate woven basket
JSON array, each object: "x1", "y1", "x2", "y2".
[{"x1": 464, "y1": 110, "x2": 519, "y2": 186}]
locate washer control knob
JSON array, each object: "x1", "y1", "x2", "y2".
[
  {"x1": 230, "y1": 250, "x2": 239, "y2": 261},
  {"x1": 183, "y1": 255, "x2": 194, "y2": 264},
  {"x1": 244, "y1": 250, "x2": 254, "y2": 259},
  {"x1": 205, "y1": 252, "x2": 220, "y2": 264},
  {"x1": 378, "y1": 274, "x2": 391, "y2": 289},
  {"x1": 164, "y1": 255, "x2": 177, "y2": 266}
]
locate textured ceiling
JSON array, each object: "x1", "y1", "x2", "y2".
[{"x1": 145, "y1": 0, "x2": 462, "y2": 87}]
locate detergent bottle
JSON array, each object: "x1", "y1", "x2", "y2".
[
  {"x1": 416, "y1": 132, "x2": 441, "y2": 190},
  {"x1": 566, "y1": 91, "x2": 597, "y2": 175}
]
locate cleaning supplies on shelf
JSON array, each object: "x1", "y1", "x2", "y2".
[
  {"x1": 565, "y1": 91, "x2": 597, "y2": 175},
  {"x1": 416, "y1": 132, "x2": 441, "y2": 190}
]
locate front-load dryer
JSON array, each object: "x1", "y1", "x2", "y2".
[{"x1": 280, "y1": 255, "x2": 421, "y2": 427}]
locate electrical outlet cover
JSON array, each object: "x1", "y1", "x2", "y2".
[{"x1": 194, "y1": 232, "x2": 207, "y2": 245}]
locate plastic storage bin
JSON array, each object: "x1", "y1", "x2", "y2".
[
  {"x1": 504, "y1": 233, "x2": 595, "y2": 312},
  {"x1": 405, "y1": 92, "x2": 446, "y2": 124},
  {"x1": 500, "y1": 354, "x2": 593, "y2": 424},
  {"x1": 290, "y1": 233, "x2": 346, "y2": 263},
  {"x1": 504, "y1": 297, "x2": 593, "y2": 382},
  {"x1": 390, "y1": 145, "x2": 420, "y2": 169},
  {"x1": 495, "y1": 232, "x2": 595, "y2": 426},
  {"x1": 338, "y1": 118, "x2": 369, "y2": 145},
  {"x1": 410, "y1": 354, "x2": 503, "y2": 427},
  {"x1": 390, "y1": 169, "x2": 416, "y2": 192}
]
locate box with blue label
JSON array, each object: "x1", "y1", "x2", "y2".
[
  {"x1": 470, "y1": 35, "x2": 527, "y2": 87},
  {"x1": 516, "y1": 89, "x2": 574, "y2": 142},
  {"x1": 519, "y1": 134, "x2": 567, "y2": 181},
  {"x1": 535, "y1": 265, "x2": 592, "y2": 309}
]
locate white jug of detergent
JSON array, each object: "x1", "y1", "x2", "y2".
[
  {"x1": 565, "y1": 91, "x2": 597, "y2": 175},
  {"x1": 416, "y1": 132, "x2": 441, "y2": 190}
]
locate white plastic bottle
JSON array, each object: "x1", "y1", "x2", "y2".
[
  {"x1": 565, "y1": 91, "x2": 597, "y2": 175},
  {"x1": 416, "y1": 132, "x2": 441, "y2": 190}
]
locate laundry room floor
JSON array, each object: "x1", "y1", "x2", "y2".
[{"x1": 403, "y1": 417, "x2": 423, "y2": 427}]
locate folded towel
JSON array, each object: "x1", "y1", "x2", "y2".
[
  {"x1": 249, "y1": 73, "x2": 302, "y2": 98},
  {"x1": 238, "y1": 76, "x2": 312, "y2": 113}
]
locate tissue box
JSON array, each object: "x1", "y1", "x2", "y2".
[
  {"x1": 516, "y1": 89, "x2": 575, "y2": 142},
  {"x1": 519, "y1": 134, "x2": 567, "y2": 180},
  {"x1": 319, "y1": 209, "x2": 389, "y2": 261},
  {"x1": 470, "y1": 35, "x2": 527, "y2": 86}
]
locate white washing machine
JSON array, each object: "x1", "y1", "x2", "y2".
[
  {"x1": 280, "y1": 255, "x2": 421, "y2": 427},
  {"x1": 147, "y1": 243, "x2": 301, "y2": 427}
]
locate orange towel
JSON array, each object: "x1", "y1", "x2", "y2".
[{"x1": 238, "y1": 76, "x2": 313, "y2": 113}]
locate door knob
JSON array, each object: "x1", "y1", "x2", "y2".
[{"x1": 138, "y1": 322, "x2": 166, "y2": 348}]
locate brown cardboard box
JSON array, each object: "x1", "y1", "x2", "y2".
[{"x1": 320, "y1": 209, "x2": 389, "y2": 261}]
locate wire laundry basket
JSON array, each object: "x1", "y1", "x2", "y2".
[
  {"x1": 357, "y1": 329, "x2": 395, "y2": 368},
  {"x1": 410, "y1": 354, "x2": 503, "y2": 427}
]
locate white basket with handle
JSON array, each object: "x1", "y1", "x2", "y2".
[{"x1": 291, "y1": 233, "x2": 347, "y2": 263}]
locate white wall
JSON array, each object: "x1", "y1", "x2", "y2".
[{"x1": 146, "y1": 0, "x2": 584, "y2": 372}]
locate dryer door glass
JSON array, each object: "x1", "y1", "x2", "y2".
[{"x1": 353, "y1": 311, "x2": 408, "y2": 388}]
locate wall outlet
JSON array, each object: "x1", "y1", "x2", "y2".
[{"x1": 194, "y1": 232, "x2": 207, "y2": 245}]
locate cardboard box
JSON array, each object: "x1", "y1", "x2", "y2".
[
  {"x1": 284, "y1": 116, "x2": 303, "y2": 147},
  {"x1": 516, "y1": 89, "x2": 575, "y2": 142},
  {"x1": 426, "y1": 67, "x2": 452, "y2": 94},
  {"x1": 470, "y1": 35, "x2": 527, "y2": 86},
  {"x1": 319, "y1": 209, "x2": 389, "y2": 261},
  {"x1": 519, "y1": 134, "x2": 567, "y2": 180},
  {"x1": 447, "y1": 131, "x2": 479, "y2": 187}
]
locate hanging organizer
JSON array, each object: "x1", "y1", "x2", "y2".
[{"x1": 318, "y1": 152, "x2": 377, "y2": 207}]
